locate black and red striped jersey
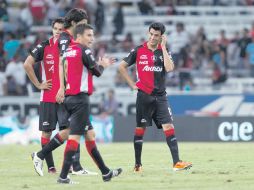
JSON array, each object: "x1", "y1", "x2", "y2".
[
  {"x1": 29, "y1": 37, "x2": 60, "y2": 103},
  {"x1": 124, "y1": 42, "x2": 169, "y2": 95},
  {"x1": 63, "y1": 42, "x2": 104, "y2": 96}
]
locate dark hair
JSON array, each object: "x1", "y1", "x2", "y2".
[
  {"x1": 64, "y1": 8, "x2": 88, "y2": 29},
  {"x1": 51, "y1": 17, "x2": 64, "y2": 28},
  {"x1": 149, "y1": 22, "x2": 166, "y2": 35},
  {"x1": 74, "y1": 24, "x2": 94, "y2": 39}
]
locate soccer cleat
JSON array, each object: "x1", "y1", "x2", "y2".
[
  {"x1": 173, "y1": 161, "x2": 192, "y2": 171},
  {"x1": 57, "y1": 177, "x2": 79, "y2": 184},
  {"x1": 48, "y1": 167, "x2": 57, "y2": 174},
  {"x1": 133, "y1": 164, "x2": 143, "y2": 173},
  {"x1": 71, "y1": 168, "x2": 98, "y2": 176},
  {"x1": 31, "y1": 152, "x2": 44, "y2": 176},
  {"x1": 102, "y1": 168, "x2": 123, "y2": 182}
]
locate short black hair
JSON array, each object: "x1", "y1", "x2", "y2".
[
  {"x1": 51, "y1": 17, "x2": 64, "y2": 28},
  {"x1": 64, "y1": 8, "x2": 88, "y2": 29},
  {"x1": 74, "y1": 23, "x2": 94, "y2": 39},
  {"x1": 149, "y1": 22, "x2": 166, "y2": 35}
]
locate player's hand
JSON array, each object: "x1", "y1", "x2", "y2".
[
  {"x1": 98, "y1": 56, "x2": 116, "y2": 68},
  {"x1": 132, "y1": 85, "x2": 138, "y2": 91},
  {"x1": 161, "y1": 35, "x2": 167, "y2": 48},
  {"x1": 56, "y1": 87, "x2": 65, "y2": 104},
  {"x1": 38, "y1": 79, "x2": 52, "y2": 90}
]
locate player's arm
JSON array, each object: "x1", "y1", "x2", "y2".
[
  {"x1": 82, "y1": 48, "x2": 115, "y2": 77},
  {"x1": 23, "y1": 43, "x2": 52, "y2": 90},
  {"x1": 118, "y1": 48, "x2": 138, "y2": 90},
  {"x1": 161, "y1": 35, "x2": 174, "y2": 72},
  {"x1": 56, "y1": 35, "x2": 70, "y2": 103}
]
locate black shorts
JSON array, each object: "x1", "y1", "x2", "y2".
[
  {"x1": 136, "y1": 90, "x2": 173, "y2": 129},
  {"x1": 39, "y1": 102, "x2": 70, "y2": 132},
  {"x1": 64, "y1": 93, "x2": 93, "y2": 135}
]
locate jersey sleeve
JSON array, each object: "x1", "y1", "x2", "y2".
[
  {"x1": 123, "y1": 47, "x2": 138, "y2": 67},
  {"x1": 81, "y1": 46, "x2": 104, "y2": 77},
  {"x1": 58, "y1": 32, "x2": 71, "y2": 56},
  {"x1": 29, "y1": 40, "x2": 48, "y2": 62}
]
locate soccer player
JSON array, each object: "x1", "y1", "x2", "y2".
[
  {"x1": 23, "y1": 18, "x2": 64, "y2": 174},
  {"x1": 25, "y1": 16, "x2": 96, "y2": 176},
  {"x1": 57, "y1": 23, "x2": 122, "y2": 184},
  {"x1": 118, "y1": 22, "x2": 192, "y2": 172},
  {"x1": 55, "y1": 8, "x2": 95, "y2": 175}
]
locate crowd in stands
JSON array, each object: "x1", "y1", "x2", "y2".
[{"x1": 1, "y1": 0, "x2": 254, "y2": 95}]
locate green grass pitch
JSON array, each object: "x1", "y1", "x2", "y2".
[{"x1": 0, "y1": 142, "x2": 253, "y2": 190}]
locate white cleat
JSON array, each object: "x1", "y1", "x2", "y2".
[{"x1": 31, "y1": 152, "x2": 44, "y2": 176}]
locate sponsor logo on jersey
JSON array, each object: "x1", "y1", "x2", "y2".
[
  {"x1": 140, "y1": 55, "x2": 147, "y2": 59},
  {"x1": 46, "y1": 60, "x2": 54, "y2": 65},
  {"x1": 60, "y1": 40, "x2": 68, "y2": 44},
  {"x1": 139, "y1": 60, "x2": 148, "y2": 65},
  {"x1": 63, "y1": 50, "x2": 77, "y2": 57},
  {"x1": 46, "y1": 54, "x2": 53, "y2": 59},
  {"x1": 85, "y1": 49, "x2": 91, "y2": 55},
  {"x1": 142, "y1": 65, "x2": 163, "y2": 72}
]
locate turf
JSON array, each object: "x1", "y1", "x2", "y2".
[{"x1": 0, "y1": 142, "x2": 253, "y2": 190}]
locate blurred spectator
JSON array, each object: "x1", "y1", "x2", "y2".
[
  {"x1": 45, "y1": 0, "x2": 61, "y2": 25},
  {"x1": 168, "y1": 22, "x2": 189, "y2": 68},
  {"x1": 211, "y1": 43, "x2": 227, "y2": 85},
  {"x1": 121, "y1": 32, "x2": 135, "y2": 52},
  {"x1": 28, "y1": 0, "x2": 47, "y2": 25},
  {"x1": 99, "y1": 89, "x2": 119, "y2": 116},
  {"x1": 138, "y1": 0, "x2": 154, "y2": 15},
  {"x1": 246, "y1": 32, "x2": 254, "y2": 77},
  {"x1": 108, "y1": 33, "x2": 120, "y2": 52},
  {"x1": 238, "y1": 28, "x2": 251, "y2": 68},
  {"x1": 19, "y1": 3, "x2": 33, "y2": 32},
  {"x1": 3, "y1": 32, "x2": 21, "y2": 62},
  {"x1": 0, "y1": 0, "x2": 8, "y2": 21},
  {"x1": 0, "y1": 64, "x2": 6, "y2": 96},
  {"x1": 115, "y1": 70, "x2": 128, "y2": 87},
  {"x1": 95, "y1": 0, "x2": 105, "y2": 35},
  {"x1": 112, "y1": 2, "x2": 124, "y2": 35},
  {"x1": 227, "y1": 31, "x2": 241, "y2": 69},
  {"x1": 178, "y1": 44, "x2": 193, "y2": 90},
  {"x1": 5, "y1": 55, "x2": 27, "y2": 95}
]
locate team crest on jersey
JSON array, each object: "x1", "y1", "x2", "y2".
[
  {"x1": 140, "y1": 55, "x2": 147, "y2": 59},
  {"x1": 85, "y1": 49, "x2": 91, "y2": 55},
  {"x1": 46, "y1": 54, "x2": 53, "y2": 59}
]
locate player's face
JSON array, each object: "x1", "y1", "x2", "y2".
[
  {"x1": 52, "y1": 22, "x2": 63, "y2": 38},
  {"x1": 80, "y1": 29, "x2": 94, "y2": 48},
  {"x1": 148, "y1": 28, "x2": 162, "y2": 47}
]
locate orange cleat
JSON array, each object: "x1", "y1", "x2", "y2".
[
  {"x1": 133, "y1": 164, "x2": 143, "y2": 173},
  {"x1": 173, "y1": 161, "x2": 192, "y2": 171}
]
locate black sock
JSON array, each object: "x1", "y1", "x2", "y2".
[
  {"x1": 134, "y1": 135, "x2": 143, "y2": 165},
  {"x1": 37, "y1": 134, "x2": 64, "y2": 160},
  {"x1": 86, "y1": 141, "x2": 109, "y2": 175},
  {"x1": 60, "y1": 139, "x2": 79, "y2": 179},
  {"x1": 72, "y1": 144, "x2": 83, "y2": 171},
  {"x1": 164, "y1": 129, "x2": 180, "y2": 165}
]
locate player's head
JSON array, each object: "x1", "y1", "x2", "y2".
[
  {"x1": 51, "y1": 17, "x2": 64, "y2": 38},
  {"x1": 64, "y1": 8, "x2": 88, "y2": 29},
  {"x1": 148, "y1": 22, "x2": 165, "y2": 46},
  {"x1": 74, "y1": 24, "x2": 94, "y2": 48}
]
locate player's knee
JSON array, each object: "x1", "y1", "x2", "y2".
[
  {"x1": 42, "y1": 131, "x2": 52, "y2": 138},
  {"x1": 59, "y1": 128, "x2": 70, "y2": 140},
  {"x1": 85, "y1": 130, "x2": 96, "y2": 141},
  {"x1": 162, "y1": 123, "x2": 174, "y2": 131}
]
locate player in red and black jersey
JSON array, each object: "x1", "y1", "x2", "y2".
[
  {"x1": 57, "y1": 24, "x2": 122, "y2": 184},
  {"x1": 24, "y1": 18, "x2": 64, "y2": 174},
  {"x1": 119, "y1": 22, "x2": 192, "y2": 172}
]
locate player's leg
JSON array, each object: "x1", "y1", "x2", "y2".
[
  {"x1": 85, "y1": 128, "x2": 122, "y2": 181},
  {"x1": 155, "y1": 95, "x2": 192, "y2": 171},
  {"x1": 32, "y1": 102, "x2": 57, "y2": 176},
  {"x1": 134, "y1": 90, "x2": 154, "y2": 172}
]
